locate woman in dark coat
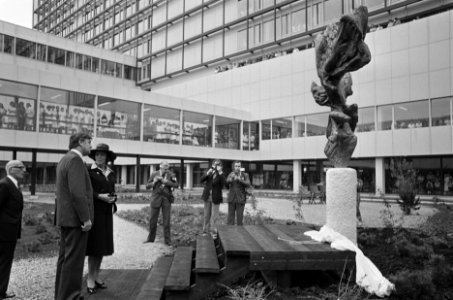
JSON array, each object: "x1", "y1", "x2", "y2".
[{"x1": 86, "y1": 143, "x2": 117, "y2": 294}]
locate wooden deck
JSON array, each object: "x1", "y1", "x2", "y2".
[{"x1": 82, "y1": 223, "x2": 354, "y2": 300}]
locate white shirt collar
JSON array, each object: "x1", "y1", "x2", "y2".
[
  {"x1": 71, "y1": 149, "x2": 83, "y2": 159},
  {"x1": 7, "y1": 175, "x2": 19, "y2": 188},
  {"x1": 91, "y1": 163, "x2": 112, "y2": 177}
]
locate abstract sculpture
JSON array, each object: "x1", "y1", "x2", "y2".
[{"x1": 311, "y1": 6, "x2": 371, "y2": 167}]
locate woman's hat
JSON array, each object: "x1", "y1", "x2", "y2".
[{"x1": 89, "y1": 143, "x2": 117, "y2": 162}]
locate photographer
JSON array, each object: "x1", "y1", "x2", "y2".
[
  {"x1": 145, "y1": 160, "x2": 178, "y2": 245},
  {"x1": 226, "y1": 161, "x2": 251, "y2": 226},
  {"x1": 201, "y1": 159, "x2": 226, "y2": 238}
]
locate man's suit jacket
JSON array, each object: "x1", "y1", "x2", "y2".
[
  {"x1": 146, "y1": 170, "x2": 178, "y2": 208},
  {"x1": 56, "y1": 151, "x2": 94, "y2": 227},
  {"x1": 201, "y1": 171, "x2": 226, "y2": 204},
  {"x1": 0, "y1": 177, "x2": 24, "y2": 241}
]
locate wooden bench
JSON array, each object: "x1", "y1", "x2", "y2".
[
  {"x1": 164, "y1": 246, "x2": 194, "y2": 291},
  {"x1": 195, "y1": 235, "x2": 220, "y2": 273},
  {"x1": 136, "y1": 256, "x2": 173, "y2": 300}
]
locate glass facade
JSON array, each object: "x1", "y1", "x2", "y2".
[
  {"x1": 0, "y1": 80, "x2": 38, "y2": 131},
  {"x1": 40, "y1": 87, "x2": 95, "y2": 135},
  {"x1": 215, "y1": 116, "x2": 240, "y2": 149},
  {"x1": 357, "y1": 107, "x2": 375, "y2": 132},
  {"x1": 272, "y1": 117, "x2": 292, "y2": 139},
  {"x1": 394, "y1": 100, "x2": 429, "y2": 129},
  {"x1": 432, "y1": 97, "x2": 451, "y2": 127},
  {"x1": 182, "y1": 111, "x2": 212, "y2": 147},
  {"x1": 243, "y1": 121, "x2": 259, "y2": 150},
  {"x1": 306, "y1": 112, "x2": 329, "y2": 136},
  {"x1": 143, "y1": 105, "x2": 180, "y2": 144},
  {"x1": 377, "y1": 105, "x2": 393, "y2": 130},
  {"x1": 97, "y1": 97, "x2": 141, "y2": 140}
]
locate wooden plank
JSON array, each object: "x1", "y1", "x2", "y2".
[
  {"x1": 166, "y1": 257, "x2": 250, "y2": 300},
  {"x1": 165, "y1": 247, "x2": 193, "y2": 291},
  {"x1": 195, "y1": 235, "x2": 220, "y2": 273},
  {"x1": 264, "y1": 224, "x2": 317, "y2": 252},
  {"x1": 136, "y1": 256, "x2": 173, "y2": 300},
  {"x1": 243, "y1": 225, "x2": 295, "y2": 254},
  {"x1": 82, "y1": 269, "x2": 149, "y2": 300},
  {"x1": 217, "y1": 225, "x2": 263, "y2": 256},
  {"x1": 250, "y1": 258, "x2": 354, "y2": 271}
]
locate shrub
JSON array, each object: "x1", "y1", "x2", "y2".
[
  {"x1": 22, "y1": 213, "x2": 40, "y2": 226},
  {"x1": 221, "y1": 281, "x2": 273, "y2": 300},
  {"x1": 389, "y1": 158, "x2": 421, "y2": 215},
  {"x1": 390, "y1": 270, "x2": 435, "y2": 300},
  {"x1": 26, "y1": 241, "x2": 42, "y2": 253},
  {"x1": 35, "y1": 224, "x2": 48, "y2": 234},
  {"x1": 38, "y1": 232, "x2": 54, "y2": 245},
  {"x1": 430, "y1": 254, "x2": 453, "y2": 289},
  {"x1": 394, "y1": 236, "x2": 433, "y2": 259}
]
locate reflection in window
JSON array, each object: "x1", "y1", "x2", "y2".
[
  {"x1": 306, "y1": 113, "x2": 329, "y2": 136},
  {"x1": 262, "y1": 119, "x2": 271, "y2": 140},
  {"x1": 357, "y1": 107, "x2": 375, "y2": 132},
  {"x1": 66, "y1": 52, "x2": 75, "y2": 67},
  {"x1": 394, "y1": 100, "x2": 429, "y2": 129},
  {"x1": 47, "y1": 46, "x2": 65, "y2": 65},
  {"x1": 215, "y1": 116, "x2": 240, "y2": 149},
  {"x1": 431, "y1": 97, "x2": 451, "y2": 127},
  {"x1": 0, "y1": 80, "x2": 37, "y2": 132},
  {"x1": 243, "y1": 121, "x2": 259, "y2": 151},
  {"x1": 36, "y1": 44, "x2": 46, "y2": 61},
  {"x1": 183, "y1": 111, "x2": 212, "y2": 147},
  {"x1": 295, "y1": 116, "x2": 305, "y2": 137},
  {"x1": 143, "y1": 105, "x2": 180, "y2": 144},
  {"x1": 40, "y1": 87, "x2": 95, "y2": 135},
  {"x1": 16, "y1": 38, "x2": 36, "y2": 59},
  {"x1": 101, "y1": 60, "x2": 116, "y2": 76},
  {"x1": 377, "y1": 105, "x2": 393, "y2": 130},
  {"x1": 97, "y1": 97, "x2": 141, "y2": 140},
  {"x1": 291, "y1": 9, "x2": 306, "y2": 33},
  {"x1": 272, "y1": 117, "x2": 292, "y2": 139}
]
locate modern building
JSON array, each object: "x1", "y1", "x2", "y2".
[{"x1": 0, "y1": 0, "x2": 452, "y2": 197}]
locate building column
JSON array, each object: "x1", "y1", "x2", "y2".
[
  {"x1": 186, "y1": 163, "x2": 193, "y2": 189},
  {"x1": 293, "y1": 160, "x2": 301, "y2": 193},
  {"x1": 375, "y1": 157, "x2": 385, "y2": 195},
  {"x1": 121, "y1": 166, "x2": 127, "y2": 185}
]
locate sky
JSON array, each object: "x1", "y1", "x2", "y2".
[{"x1": 0, "y1": 0, "x2": 34, "y2": 28}]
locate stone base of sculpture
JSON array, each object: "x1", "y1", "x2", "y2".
[{"x1": 326, "y1": 168, "x2": 357, "y2": 244}]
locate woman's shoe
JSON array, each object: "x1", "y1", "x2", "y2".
[
  {"x1": 95, "y1": 281, "x2": 107, "y2": 289},
  {"x1": 86, "y1": 286, "x2": 97, "y2": 294}
]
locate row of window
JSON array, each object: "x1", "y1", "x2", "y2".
[
  {"x1": 1, "y1": 79, "x2": 452, "y2": 150},
  {"x1": 0, "y1": 33, "x2": 137, "y2": 81},
  {"x1": 261, "y1": 97, "x2": 453, "y2": 140}
]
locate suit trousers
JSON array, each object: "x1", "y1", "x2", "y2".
[
  {"x1": 147, "y1": 198, "x2": 171, "y2": 244},
  {"x1": 0, "y1": 241, "x2": 17, "y2": 295},
  {"x1": 203, "y1": 200, "x2": 220, "y2": 234},
  {"x1": 227, "y1": 202, "x2": 245, "y2": 225},
  {"x1": 55, "y1": 227, "x2": 88, "y2": 300}
]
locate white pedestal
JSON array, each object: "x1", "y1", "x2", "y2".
[{"x1": 326, "y1": 168, "x2": 357, "y2": 244}]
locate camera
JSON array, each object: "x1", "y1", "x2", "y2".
[
  {"x1": 240, "y1": 167, "x2": 245, "y2": 172},
  {"x1": 109, "y1": 193, "x2": 117, "y2": 202}
]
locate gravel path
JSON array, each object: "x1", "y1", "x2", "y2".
[
  {"x1": 8, "y1": 198, "x2": 437, "y2": 299},
  {"x1": 9, "y1": 214, "x2": 173, "y2": 300}
]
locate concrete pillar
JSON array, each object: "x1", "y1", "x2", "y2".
[
  {"x1": 375, "y1": 158, "x2": 385, "y2": 195},
  {"x1": 326, "y1": 168, "x2": 357, "y2": 244},
  {"x1": 121, "y1": 166, "x2": 127, "y2": 185},
  {"x1": 293, "y1": 160, "x2": 301, "y2": 193},
  {"x1": 186, "y1": 163, "x2": 193, "y2": 189}
]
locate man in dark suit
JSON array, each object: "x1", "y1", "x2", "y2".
[
  {"x1": 0, "y1": 160, "x2": 25, "y2": 299},
  {"x1": 201, "y1": 159, "x2": 226, "y2": 237},
  {"x1": 55, "y1": 133, "x2": 94, "y2": 300},
  {"x1": 145, "y1": 160, "x2": 178, "y2": 245}
]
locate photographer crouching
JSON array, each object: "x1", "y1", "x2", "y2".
[{"x1": 144, "y1": 160, "x2": 178, "y2": 245}]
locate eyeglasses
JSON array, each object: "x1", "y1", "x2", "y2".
[{"x1": 11, "y1": 166, "x2": 26, "y2": 171}]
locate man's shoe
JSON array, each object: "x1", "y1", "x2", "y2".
[
  {"x1": 0, "y1": 292, "x2": 15, "y2": 299},
  {"x1": 95, "y1": 281, "x2": 107, "y2": 289},
  {"x1": 143, "y1": 240, "x2": 154, "y2": 244}
]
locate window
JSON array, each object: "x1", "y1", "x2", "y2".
[
  {"x1": 0, "y1": 79, "x2": 38, "y2": 132},
  {"x1": 101, "y1": 60, "x2": 116, "y2": 76},
  {"x1": 183, "y1": 111, "x2": 212, "y2": 147},
  {"x1": 324, "y1": 0, "x2": 342, "y2": 24},
  {"x1": 377, "y1": 105, "x2": 393, "y2": 130},
  {"x1": 306, "y1": 112, "x2": 329, "y2": 136},
  {"x1": 3, "y1": 35, "x2": 14, "y2": 53},
  {"x1": 295, "y1": 115, "x2": 305, "y2": 137},
  {"x1": 237, "y1": 29, "x2": 247, "y2": 50},
  {"x1": 66, "y1": 52, "x2": 75, "y2": 67},
  {"x1": 97, "y1": 97, "x2": 141, "y2": 140},
  {"x1": 431, "y1": 97, "x2": 451, "y2": 127},
  {"x1": 15, "y1": 38, "x2": 36, "y2": 59},
  {"x1": 262, "y1": 20, "x2": 274, "y2": 42},
  {"x1": 291, "y1": 9, "x2": 306, "y2": 33},
  {"x1": 272, "y1": 117, "x2": 292, "y2": 139},
  {"x1": 143, "y1": 105, "x2": 180, "y2": 144},
  {"x1": 262, "y1": 119, "x2": 271, "y2": 140},
  {"x1": 36, "y1": 44, "x2": 46, "y2": 61},
  {"x1": 215, "y1": 116, "x2": 240, "y2": 149},
  {"x1": 243, "y1": 121, "x2": 260, "y2": 150},
  {"x1": 39, "y1": 87, "x2": 94, "y2": 135},
  {"x1": 357, "y1": 107, "x2": 375, "y2": 132},
  {"x1": 47, "y1": 46, "x2": 65, "y2": 65},
  {"x1": 394, "y1": 100, "x2": 429, "y2": 129}
]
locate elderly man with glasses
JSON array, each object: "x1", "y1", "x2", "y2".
[{"x1": 0, "y1": 160, "x2": 26, "y2": 299}]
